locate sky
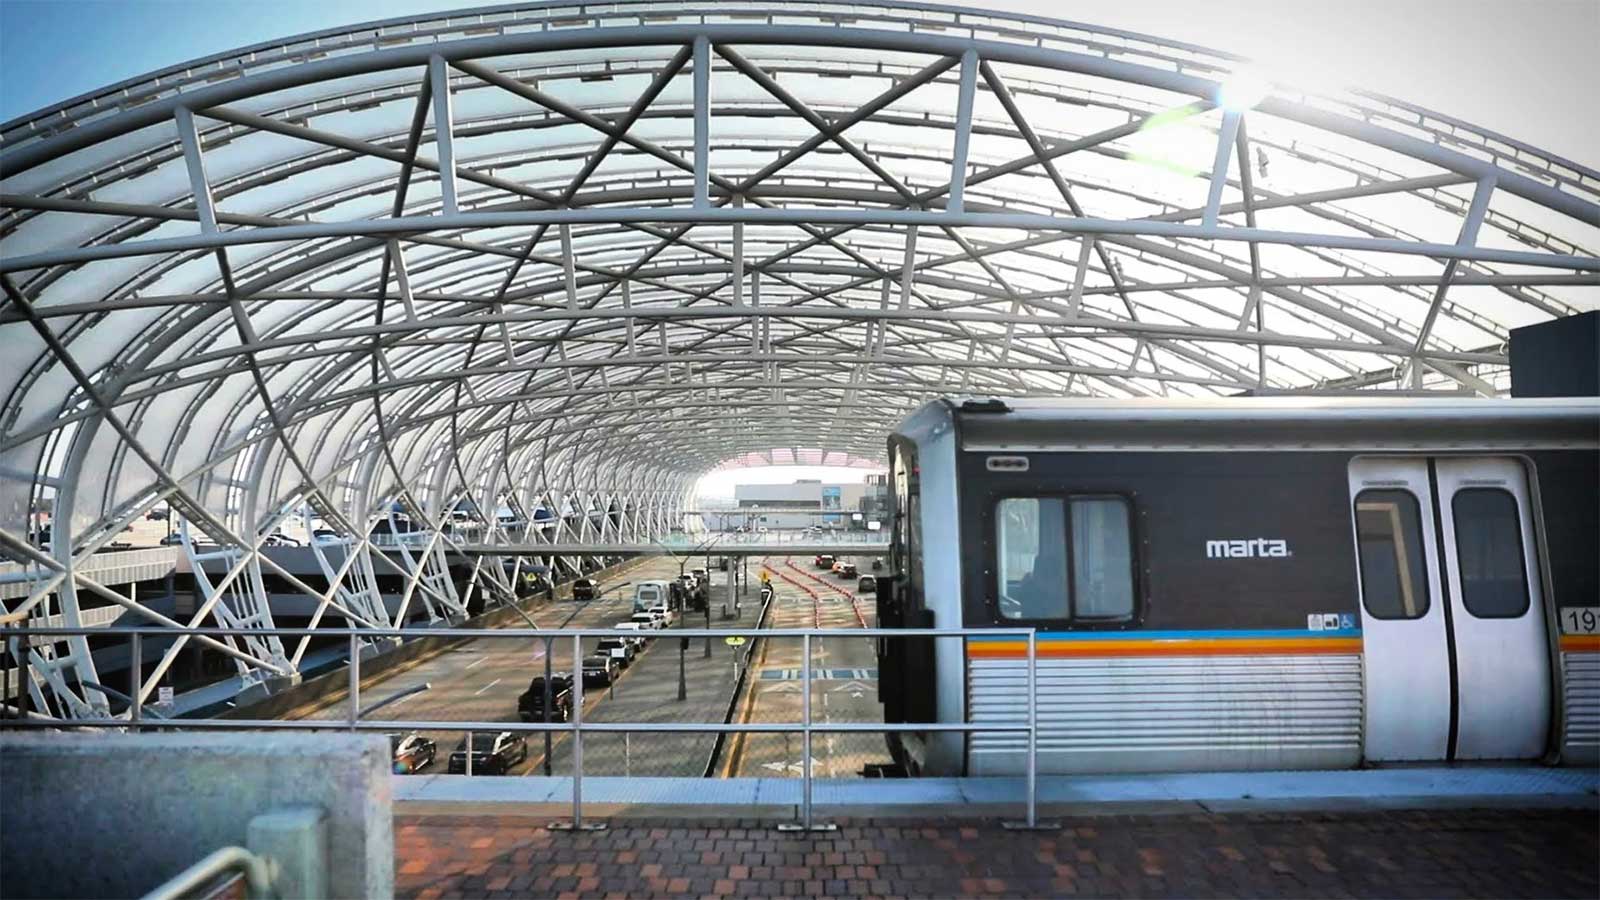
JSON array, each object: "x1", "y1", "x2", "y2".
[{"x1": 1, "y1": 0, "x2": 1596, "y2": 163}]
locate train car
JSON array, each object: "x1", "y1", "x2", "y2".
[{"x1": 874, "y1": 396, "x2": 1599, "y2": 776}]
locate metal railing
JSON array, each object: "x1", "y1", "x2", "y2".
[
  {"x1": 141, "y1": 846, "x2": 271, "y2": 900},
  {"x1": 1, "y1": 623, "x2": 1048, "y2": 831}
]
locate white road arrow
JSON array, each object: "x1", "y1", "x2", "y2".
[
  {"x1": 765, "y1": 681, "x2": 802, "y2": 693},
  {"x1": 829, "y1": 679, "x2": 871, "y2": 698},
  {"x1": 761, "y1": 758, "x2": 824, "y2": 774}
]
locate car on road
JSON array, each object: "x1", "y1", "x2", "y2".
[
  {"x1": 834, "y1": 562, "x2": 858, "y2": 579},
  {"x1": 582, "y1": 655, "x2": 618, "y2": 686},
  {"x1": 614, "y1": 621, "x2": 652, "y2": 644},
  {"x1": 647, "y1": 603, "x2": 676, "y2": 626},
  {"x1": 146, "y1": 509, "x2": 169, "y2": 521},
  {"x1": 595, "y1": 637, "x2": 636, "y2": 668},
  {"x1": 813, "y1": 554, "x2": 835, "y2": 569},
  {"x1": 633, "y1": 580, "x2": 669, "y2": 613},
  {"x1": 630, "y1": 611, "x2": 664, "y2": 631},
  {"x1": 857, "y1": 574, "x2": 876, "y2": 594},
  {"x1": 388, "y1": 731, "x2": 437, "y2": 774},
  {"x1": 518, "y1": 675, "x2": 573, "y2": 723},
  {"x1": 572, "y1": 578, "x2": 598, "y2": 602},
  {"x1": 447, "y1": 731, "x2": 528, "y2": 775}
]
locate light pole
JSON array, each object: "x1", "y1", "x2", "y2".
[{"x1": 677, "y1": 636, "x2": 688, "y2": 701}]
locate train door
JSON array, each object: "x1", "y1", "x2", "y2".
[{"x1": 1350, "y1": 457, "x2": 1551, "y2": 761}]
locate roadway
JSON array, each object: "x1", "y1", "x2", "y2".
[
  {"x1": 292, "y1": 554, "x2": 765, "y2": 778},
  {"x1": 721, "y1": 553, "x2": 891, "y2": 778},
  {"x1": 292, "y1": 551, "x2": 891, "y2": 780}
]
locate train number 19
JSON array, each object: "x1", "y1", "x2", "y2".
[{"x1": 1561, "y1": 607, "x2": 1599, "y2": 635}]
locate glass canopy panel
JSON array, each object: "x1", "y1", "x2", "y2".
[{"x1": 0, "y1": 0, "x2": 1593, "y2": 585}]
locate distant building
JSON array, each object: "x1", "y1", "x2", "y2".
[{"x1": 701, "y1": 480, "x2": 874, "y2": 530}]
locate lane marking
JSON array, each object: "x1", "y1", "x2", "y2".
[
  {"x1": 465, "y1": 656, "x2": 489, "y2": 670},
  {"x1": 473, "y1": 678, "x2": 502, "y2": 696}
]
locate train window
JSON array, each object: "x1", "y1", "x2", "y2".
[
  {"x1": 1353, "y1": 490, "x2": 1430, "y2": 620},
  {"x1": 1071, "y1": 498, "x2": 1134, "y2": 620},
  {"x1": 1452, "y1": 489, "x2": 1530, "y2": 618},
  {"x1": 997, "y1": 498, "x2": 1069, "y2": 620},
  {"x1": 995, "y1": 495, "x2": 1134, "y2": 623}
]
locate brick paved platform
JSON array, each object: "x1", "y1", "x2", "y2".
[{"x1": 396, "y1": 807, "x2": 1598, "y2": 898}]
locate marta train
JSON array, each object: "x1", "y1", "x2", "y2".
[{"x1": 873, "y1": 395, "x2": 1599, "y2": 775}]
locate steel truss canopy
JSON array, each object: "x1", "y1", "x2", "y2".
[{"x1": 1, "y1": 1, "x2": 1597, "y2": 714}]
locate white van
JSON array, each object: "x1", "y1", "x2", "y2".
[{"x1": 632, "y1": 580, "x2": 669, "y2": 613}]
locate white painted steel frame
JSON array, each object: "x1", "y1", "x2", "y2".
[{"x1": 1, "y1": 1, "x2": 1596, "y2": 718}]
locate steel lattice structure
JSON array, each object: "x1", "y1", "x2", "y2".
[{"x1": 1, "y1": 0, "x2": 1597, "y2": 717}]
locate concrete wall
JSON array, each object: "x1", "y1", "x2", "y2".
[{"x1": 0, "y1": 732, "x2": 391, "y2": 899}]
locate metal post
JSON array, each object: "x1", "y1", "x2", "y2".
[
  {"x1": 129, "y1": 632, "x2": 142, "y2": 726},
  {"x1": 779, "y1": 631, "x2": 834, "y2": 831},
  {"x1": 571, "y1": 632, "x2": 582, "y2": 826},
  {"x1": 1026, "y1": 628, "x2": 1037, "y2": 827},
  {"x1": 802, "y1": 632, "x2": 812, "y2": 828},
  {"x1": 677, "y1": 637, "x2": 687, "y2": 701},
  {"x1": 346, "y1": 633, "x2": 359, "y2": 729},
  {"x1": 465, "y1": 729, "x2": 473, "y2": 776},
  {"x1": 542, "y1": 636, "x2": 553, "y2": 775},
  {"x1": 550, "y1": 633, "x2": 604, "y2": 831},
  {"x1": 1004, "y1": 628, "x2": 1058, "y2": 830}
]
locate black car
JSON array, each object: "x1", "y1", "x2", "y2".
[
  {"x1": 857, "y1": 574, "x2": 877, "y2": 594},
  {"x1": 582, "y1": 655, "x2": 617, "y2": 686},
  {"x1": 389, "y1": 732, "x2": 437, "y2": 774},
  {"x1": 572, "y1": 578, "x2": 598, "y2": 602},
  {"x1": 518, "y1": 675, "x2": 573, "y2": 722},
  {"x1": 447, "y1": 731, "x2": 527, "y2": 775}
]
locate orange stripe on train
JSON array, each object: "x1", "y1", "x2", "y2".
[
  {"x1": 968, "y1": 638, "x2": 1363, "y2": 658},
  {"x1": 1559, "y1": 634, "x2": 1600, "y2": 652}
]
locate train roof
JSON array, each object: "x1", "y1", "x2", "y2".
[{"x1": 898, "y1": 396, "x2": 1600, "y2": 452}]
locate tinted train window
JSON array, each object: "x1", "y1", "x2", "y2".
[
  {"x1": 995, "y1": 496, "x2": 1134, "y2": 623},
  {"x1": 1353, "y1": 489, "x2": 1430, "y2": 619},
  {"x1": 1452, "y1": 488, "x2": 1530, "y2": 618},
  {"x1": 1071, "y1": 499, "x2": 1134, "y2": 619},
  {"x1": 997, "y1": 498, "x2": 1069, "y2": 620}
]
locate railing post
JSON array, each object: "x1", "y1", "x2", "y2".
[
  {"x1": 1026, "y1": 628, "x2": 1037, "y2": 827},
  {"x1": 802, "y1": 632, "x2": 811, "y2": 828},
  {"x1": 346, "y1": 633, "x2": 359, "y2": 730},
  {"x1": 129, "y1": 632, "x2": 142, "y2": 727},
  {"x1": 1004, "y1": 627, "x2": 1058, "y2": 830},
  {"x1": 572, "y1": 631, "x2": 583, "y2": 827},
  {"x1": 465, "y1": 729, "x2": 473, "y2": 777},
  {"x1": 779, "y1": 630, "x2": 835, "y2": 832},
  {"x1": 551, "y1": 630, "x2": 604, "y2": 831}
]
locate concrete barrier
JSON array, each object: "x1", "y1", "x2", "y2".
[{"x1": 0, "y1": 732, "x2": 391, "y2": 899}]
